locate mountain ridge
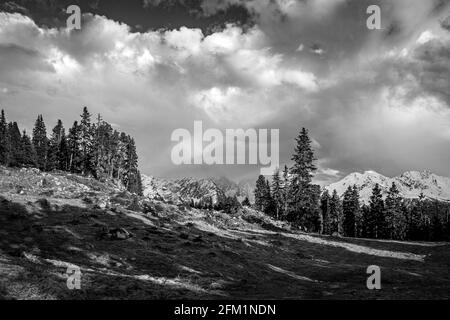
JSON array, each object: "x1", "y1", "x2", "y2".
[
  {"x1": 326, "y1": 170, "x2": 450, "y2": 203},
  {"x1": 141, "y1": 175, "x2": 255, "y2": 205},
  {"x1": 142, "y1": 169, "x2": 450, "y2": 205}
]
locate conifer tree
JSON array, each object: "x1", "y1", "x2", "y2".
[
  {"x1": 343, "y1": 185, "x2": 360, "y2": 237},
  {"x1": 122, "y1": 136, "x2": 141, "y2": 193},
  {"x1": 32, "y1": 115, "x2": 48, "y2": 171},
  {"x1": 7, "y1": 122, "x2": 22, "y2": 167},
  {"x1": 92, "y1": 115, "x2": 112, "y2": 178},
  {"x1": 385, "y1": 182, "x2": 407, "y2": 240},
  {"x1": 109, "y1": 130, "x2": 121, "y2": 178},
  {"x1": 369, "y1": 183, "x2": 385, "y2": 239},
  {"x1": 329, "y1": 189, "x2": 343, "y2": 235},
  {"x1": 20, "y1": 130, "x2": 37, "y2": 167},
  {"x1": 271, "y1": 168, "x2": 283, "y2": 219},
  {"x1": 80, "y1": 107, "x2": 94, "y2": 175},
  {"x1": 290, "y1": 128, "x2": 316, "y2": 184},
  {"x1": 67, "y1": 121, "x2": 82, "y2": 173},
  {"x1": 264, "y1": 179, "x2": 276, "y2": 216},
  {"x1": 361, "y1": 204, "x2": 371, "y2": 238},
  {"x1": 58, "y1": 133, "x2": 70, "y2": 171},
  {"x1": 320, "y1": 190, "x2": 331, "y2": 234},
  {"x1": 47, "y1": 120, "x2": 65, "y2": 171},
  {"x1": 352, "y1": 185, "x2": 363, "y2": 237},
  {"x1": 0, "y1": 109, "x2": 8, "y2": 165},
  {"x1": 286, "y1": 128, "x2": 320, "y2": 229},
  {"x1": 281, "y1": 165, "x2": 290, "y2": 217},
  {"x1": 254, "y1": 175, "x2": 267, "y2": 212}
]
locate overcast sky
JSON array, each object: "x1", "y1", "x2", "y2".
[{"x1": 0, "y1": 0, "x2": 449, "y2": 184}]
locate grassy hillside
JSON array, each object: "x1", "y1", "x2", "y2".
[{"x1": 0, "y1": 167, "x2": 449, "y2": 299}]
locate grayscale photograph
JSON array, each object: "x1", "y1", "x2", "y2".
[{"x1": 0, "y1": 0, "x2": 449, "y2": 308}]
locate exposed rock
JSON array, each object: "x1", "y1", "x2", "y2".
[{"x1": 98, "y1": 227, "x2": 133, "y2": 241}]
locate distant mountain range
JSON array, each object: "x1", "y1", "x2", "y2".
[
  {"x1": 142, "y1": 170, "x2": 450, "y2": 206},
  {"x1": 141, "y1": 175, "x2": 255, "y2": 205},
  {"x1": 326, "y1": 170, "x2": 450, "y2": 203}
]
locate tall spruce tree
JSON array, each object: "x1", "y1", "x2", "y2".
[
  {"x1": 32, "y1": 115, "x2": 48, "y2": 171},
  {"x1": 264, "y1": 179, "x2": 276, "y2": 216},
  {"x1": 271, "y1": 168, "x2": 283, "y2": 219},
  {"x1": 67, "y1": 121, "x2": 82, "y2": 173},
  {"x1": 254, "y1": 175, "x2": 267, "y2": 212},
  {"x1": 20, "y1": 130, "x2": 37, "y2": 167},
  {"x1": 343, "y1": 185, "x2": 360, "y2": 237},
  {"x1": 352, "y1": 185, "x2": 363, "y2": 237},
  {"x1": 385, "y1": 182, "x2": 407, "y2": 240},
  {"x1": 290, "y1": 128, "x2": 316, "y2": 184},
  {"x1": 0, "y1": 109, "x2": 8, "y2": 165},
  {"x1": 92, "y1": 115, "x2": 112, "y2": 178},
  {"x1": 281, "y1": 165, "x2": 290, "y2": 217},
  {"x1": 361, "y1": 204, "x2": 371, "y2": 238},
  {"x1": 286, "y1": 128, "x2": 320, "y2": 229},
  {"x1": 123, "y1": 136, "x2": 140, "y2": 193},
  {"x1": 58, "y1": 132, "x2": 69, "y2": 171},
  {"x1": 329, "y1": 190, "x2": 343, "y2": 235},
  {"x1": 7, "y1": 122, "x2": 22, "y2": 167},
  {"x1": 109, "y1": 130, "x2": 121, "y2": 179},
  {"x1": 47, "y1": 120, "x2": 65, "y2": 171},
  {"x1": 320, "y1": 190, "x2": 331, "y2": 234},
  {"x1": 79, "y1": 107, "x2": 94, "y2": 175},
  {"x1": 369, "y1": 183, "x2": 385, "y2": 239}
]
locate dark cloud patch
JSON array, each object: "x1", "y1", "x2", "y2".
[
  {"x1": 0, "y1": 0, "x2": 253, "y2": 34},
  {"x1": 139, "y1": 0, "x2": 253, "y2": 33},
  {"x1": 431, "y1": 0, "x2": 450, "y2": 15},
  {"x1": 441, "y1": 15, "x2": 450, "y2": 31},
  {"x1": 0, "y1": 43, "x2": 54, "y2": 73},
  {"x1": 411, "y1": 39, "x2": 450, "y2": 104},
  {"x1": 0, "y1": 0, "x2": 101, "y2": 28},
  {"x1": 0, "y1": 1, "x2": 29, "y2": 14}
]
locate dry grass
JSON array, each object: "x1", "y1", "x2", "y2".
[{"x1": 0, "y1": 168, "x2": 449, "y2": 300}]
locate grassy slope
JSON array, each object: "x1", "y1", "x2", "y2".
[{"x1": 0, "y1": 168, "x2": 449, "y2": 300}]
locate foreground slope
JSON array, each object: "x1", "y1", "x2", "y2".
[{"x1": 0, "y1": 167, "x2": 449, "y2": 299}]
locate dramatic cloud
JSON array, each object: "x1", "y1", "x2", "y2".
[{"x1": 0, "y1": 0, "x2": 449, "y2": 183}]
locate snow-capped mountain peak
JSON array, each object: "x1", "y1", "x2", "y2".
[{"x1": 326, "y1": 170, "x2": 450, "y2": 203}]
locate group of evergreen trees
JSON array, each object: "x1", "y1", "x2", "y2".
[
  {"x1": 253, "y1": 127, "x2": 450, "y2": 241},
  {"x1": 189, "y1": 195, "x2": 242, "y2": 214},
  {"x1": 0, "y1": 107, "x2": 142, "y2": 194},
  {"x1": 320, "y1": 183, "x2": 450, "y2": 241},
  {"x1": 254, "y1": 128, "x2": 321, "y2": 232}
]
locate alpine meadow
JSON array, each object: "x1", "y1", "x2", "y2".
[{"x1": 0, "y1": 0, "x2": 449, "y2": 309}]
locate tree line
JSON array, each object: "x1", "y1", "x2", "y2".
[
  {"x1": 253, "y1": 128, "x2": 450, "y2": 241},
  {"x1": 0, "y1": 107, "x2": 142, "y2": 194},
  {"x1": 189, "y1": 195, "x2": 242, "y2": 214}
]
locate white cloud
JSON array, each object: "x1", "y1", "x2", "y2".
[
  {"x1": 416, "y1": 30, "x2": 437, "y2": 45},
  {"x1": 190, "y1": 87, "x2": 277, "y2": 126},
  {"x1": 1, "y1": 0, "x2": 449, "y2": 180}
]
